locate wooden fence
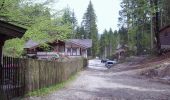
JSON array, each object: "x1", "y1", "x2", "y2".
[
  {"x1": 0, "y1": 56, "x2": 25, "y2": 100},
  {"x1": 23, "y1": 57, "x2": 87, "y2": 93},
  {"x1": 0, "y1": 57, "x2": 87, "y2": 99}
]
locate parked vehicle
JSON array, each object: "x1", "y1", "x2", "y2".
[
  {"x1": 105, "y1": 60, "x2": 117, "y2": 69},
  {"x1": 101, "y1": 58, "x2": 109, "y2": 63}
]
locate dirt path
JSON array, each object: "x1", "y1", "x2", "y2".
[{"x1": 26, "y1": 59, "x2": 170, "y2": 100}]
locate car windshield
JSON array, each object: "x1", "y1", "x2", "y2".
[{"x1": 107, "y1": 62, "x2": 113, "y2": 64}]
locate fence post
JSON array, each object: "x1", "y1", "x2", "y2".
[{"x1": 0, "y1": 41, "x2": 4, "y2": 85}]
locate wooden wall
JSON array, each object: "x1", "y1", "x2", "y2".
[
  {"x1": 21, "y1": 58, "x2": 87, "y2": 93},
  {"x1": 160, "y1": 27, "x2": 170, "y2": 48}
]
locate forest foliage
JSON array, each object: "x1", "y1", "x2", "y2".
[
  {"x1": 118, "y1": 0, "x2": 170, "y2": 55},
  {"x1": 1, "y1": 0, "x2": 100, "y2": 57},
  {"x1": 1, "y1": 0, "x2": 169, "y2": 57},
  {"x1": 1, "y1": 0, "x2": 72, "y2": 56},
  {"x1": 99, "y1": 0, "x2": 170, "y2": 58}
]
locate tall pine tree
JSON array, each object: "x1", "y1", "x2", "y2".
[
  {"x1": 82, "y1": 1, "x2": 99, "y2": 57},
  {"x1": 62, "y1": 8, "x2": 77, "y2": 38}
]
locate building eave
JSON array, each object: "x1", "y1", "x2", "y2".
[{"x1": 0, "y1": 20, "x2": 27, "y2": 39}]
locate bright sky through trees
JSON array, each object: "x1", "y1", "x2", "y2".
[{"x1": 53, "y1": 0, "x2": 121, "y2": 33}]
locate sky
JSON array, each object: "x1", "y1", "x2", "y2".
[{"x1": 52, "y1": 0, "x2": 121, "y2": 34}]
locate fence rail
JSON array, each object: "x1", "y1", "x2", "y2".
[{"x1": 0, "y1": 56, "x2": 25, "y2": 99}]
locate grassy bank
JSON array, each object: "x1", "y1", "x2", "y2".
[{"x1": 25, "y1": 73, "x2": 78, "y2": 97}]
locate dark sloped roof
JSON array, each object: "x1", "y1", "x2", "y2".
[
  {"x1": 24, "y1": 40, "x2": 39, "y2": 49},
  {"x1": 66, "y1": 39, "x2": 92, "y2": 48},
  {"x1": 0, "y1": 20, "x2": 27, "y2": 39},
  {"x1": 25, "y1": 39, "x2": 92, "y2": 49}
]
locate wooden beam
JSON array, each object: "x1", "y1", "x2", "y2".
[
  {"x1": 0, "y1": 26, "x2": 22, "y2": 38},
  {"x1": 0, "y1": 41, "x2": 5, "y2": 99},
  {"x1": 0, "y1": 34, "x2": 9, "y2": 40},
  {"x1": 0, "y1": 40, "x2": 5, "y2": 67},
  {"x1": 0, "y1": 41, "x2": 5, "y2": 87}
]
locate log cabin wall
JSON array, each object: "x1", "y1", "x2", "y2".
[
  {"x1": 49, "y1": 40, "x2": 65, "y2": 52},
  {"x1": 160, "y1": 27, "x2": 170, "y2": 49}
]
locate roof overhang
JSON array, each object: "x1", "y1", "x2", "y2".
[
  {"x1": 66, "y1": 39, "x2": 92, "y2": 49},
  {"x1": 0, "y1": 20, "x2": 27, "y2": 40},
  {"x1": 66, "y1": 41, "x2": 89, "y2": 49}
]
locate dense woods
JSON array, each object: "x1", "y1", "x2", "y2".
[
  {"x1": 118, "y1": 0, "x2": 170, "y2": 55},
  {"x1": 1, "y1": 0, "x2": 170, "y2": 57},
  {"x1": 1, "y1": 0, "x2": 72, "y2": 56},
  {"x1": 99, "y1": 0, "x2": 170, "y2": 58},
  {"x1": 0, "y1": 0, "x2": 99, "y2": 57}
]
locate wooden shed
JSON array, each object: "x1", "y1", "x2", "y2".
[
  {"x1": 159, "y1": 25, "x2": 170, "y2": 50},
  {"x1": 0, "y1": 20, "x2": 26, "y2": 99},
  {"x1": 0, "y1": 20, "x2": 27, "y2": 66},
  {"x1": 114, "y1": 44, "x2": 128, "y2": 61}
]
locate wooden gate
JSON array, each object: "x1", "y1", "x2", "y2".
[{"x1": 0, "y1": 56, "x2": 25, "y2": 99}]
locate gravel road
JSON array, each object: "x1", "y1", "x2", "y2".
[{"x1": 26, "y1": 59, "x2": 170, "y2": 100}]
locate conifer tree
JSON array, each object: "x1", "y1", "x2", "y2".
[{"x1": 82, "y1": 1, "x2": 99, "y2": 57}]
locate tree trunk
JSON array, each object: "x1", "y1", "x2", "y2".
[
  {"x1": 104, "y1": 46, "x2": 107, "y2": 58},
  {"x1": 151, "y1": 14, "x2": 154, "y2": 51},
  {"x1": 154, "y1": 0, "x2": 161, "y2": 54},
  {"x1": 150, "y1": 0, "x2": 161, "y2": 54}
]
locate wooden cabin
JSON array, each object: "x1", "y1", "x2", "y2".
[
  {"x1": 114, "y1": 44, "x2": 128, "y2": 61},
  {"x1": 159, "y1": 25, "x2": 170, "y2": 50},
  {"x1": 24, "y1": 39, "x2": 92, "y2": 59},
  {"x1": 0, "y1": 20, "x2": 26, "y2": 65},
  {"x1": 24, "y1": 40, "x2": 65, "y2": 58},
  {"x1": 65, "y1": 39, "x2": 92, "y2": 58}
]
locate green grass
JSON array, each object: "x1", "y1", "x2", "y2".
[{"x1": 25, "y1": 73, "x2": 78, "y2": 97}]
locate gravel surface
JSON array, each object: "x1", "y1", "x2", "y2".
[{"x1": 25, "y1": 59, "x2": 170, "y2": 100}]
